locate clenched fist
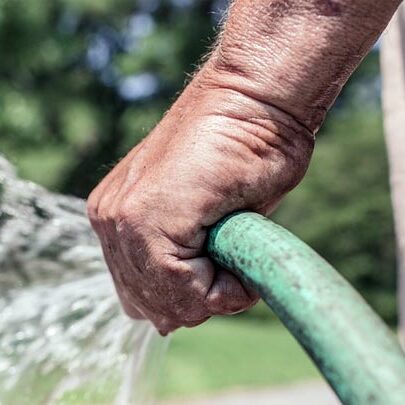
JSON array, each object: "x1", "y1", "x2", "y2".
[{"x1": 87, "y1": 61, "x2": 314, "y2": 335}]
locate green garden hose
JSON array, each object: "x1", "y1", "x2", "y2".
[{"x1": 207, "y1": 212, "x2": 405, "y2": 405}]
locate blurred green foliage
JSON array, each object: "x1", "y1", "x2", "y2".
[
  {"x1": 0, "y1": 0, "x2": 219, "y2": 194},
  {"x1": 0, "y1": 0, "x2": 397, "y2": 322}
]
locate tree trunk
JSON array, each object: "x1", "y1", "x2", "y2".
[{"x1": 381, "y1": 3, "x2": 405, "y2": 347}]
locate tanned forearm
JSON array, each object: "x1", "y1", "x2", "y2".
[{"x1": 205, "y1": 0, "x2": 402, "y2": 133}]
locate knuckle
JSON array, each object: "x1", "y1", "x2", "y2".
[
  {"x1": 168, "y1": 266, "x2": 194, "y2": 284},
  {"x1": 87, "y1": 189, "x2": 100, "y2": 220},
  {"x1": 208, "y1": 291, "x2": 251, "y2": 314},
  {"x1": 97, "y1": 194, "x2": 115, "y2": 221},
  {"x1": 88, "y1": 189, "x2": 116, "y2": 226},
  {"x1": 116, "y1": 199, "x2": 146, "y2": 229},
  {"x1": 87, "y1": 189, "x2": 104, "y2": 232},
  {"x1": 116, "y1": 199, "x2": 134, "y2": 219}
]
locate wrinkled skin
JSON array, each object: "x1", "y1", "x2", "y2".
[
  {"x1": 89, "y1": 0, "x2": 400, "y2": 335},
  {"x1": 87, "y1": 63, "x2": 314, "y2": 335}
]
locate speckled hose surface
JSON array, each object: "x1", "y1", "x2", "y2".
[{"x1": 208, "y1": 212, "x2": 405, "y2": 405}]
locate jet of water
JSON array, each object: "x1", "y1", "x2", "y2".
[{"x1": 0, "y1": 156, "x2": 168, "y2": 404}]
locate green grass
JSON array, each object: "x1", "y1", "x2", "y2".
[
  {"x1": 158, "y1": 316, "x2": 320, "y2": 399},
  {"x1": 57, "y1": 374, "x2": 120, "y2": 405},
  {"x1": 0, "y1": 367, "x2": 65, "y2": 405}
]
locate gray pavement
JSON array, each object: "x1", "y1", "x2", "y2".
[{"x1": 162, "y1": 380, "x2": 341, "y2": 405}]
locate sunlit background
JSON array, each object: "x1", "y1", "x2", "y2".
[{"x1": 0, "y1": 0, "x2": 397, "y2": 402}]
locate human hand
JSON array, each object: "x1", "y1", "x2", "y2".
[{"x1": 87, "y1": 62, "x2": 314, "y2": 335}]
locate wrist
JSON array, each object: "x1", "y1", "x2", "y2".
[{"x1": 188, "y1": 62, "x2": 314, "y2": 144}]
